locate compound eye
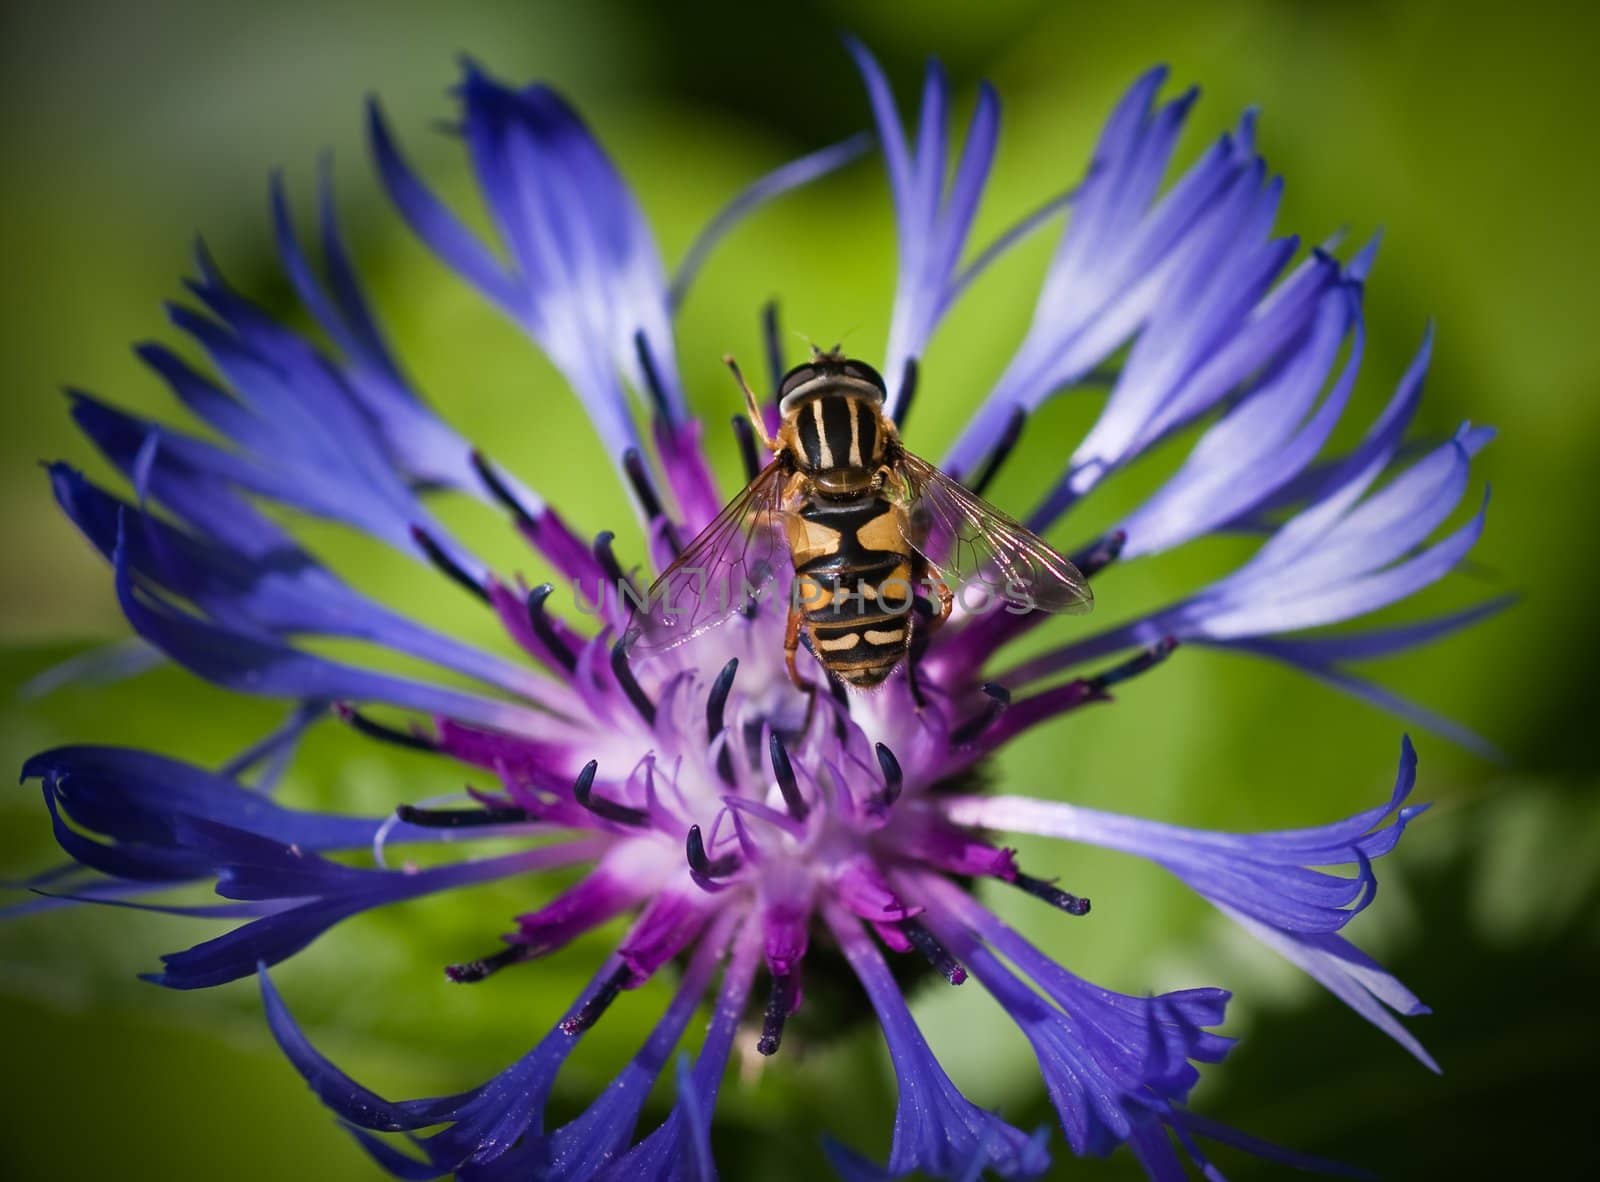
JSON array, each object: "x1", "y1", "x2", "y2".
[
  {"x1": 778, "y1": 363, "x2": 819, "y2": 400},
  {"x1": 842, "y1": 359, "x2": 887, "y2": 394}
]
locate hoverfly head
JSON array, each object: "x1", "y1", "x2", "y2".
[{"x1": 777, "y1": 353, "x2": 887, "y2": 419}]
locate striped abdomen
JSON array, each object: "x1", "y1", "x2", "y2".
[{"x1": 786, "y1": 495, "x2": 915, "y2": 688}]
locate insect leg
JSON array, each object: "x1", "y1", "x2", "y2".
[
  {"x1": 724, "y1": 354, "x2": 781, "y2": 452},
  {"x1": 783, "y1": 601, "x2": 807, "y2": 691},
  {"x1": 905, "y1": 603, "x2": 931, "y2": 710},
  {"x1": 922, "y1": 560, "x2": 954, "y2": 631},
  {"x1": 905, "y1": 553, "x2": 934, "y2": 709}
]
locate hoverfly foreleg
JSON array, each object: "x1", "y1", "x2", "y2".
[
  {"x1": 905, "y1": 601, "x2": 931, "y2": 710},
  {"x1": 723, "y1": 354, "x2": 781, "y2": 453},
  {"x1": 923, "y1": 561, "x2": 954, "y2": 631},
  {"x1": 783, "y1": 601, "x2": 808, "y2": 692},
  {"x1": 784, "y1": 603, "x2": 825, "y2": 734},
  {"x1": 904, "y1": 553, "x2": 940, "y2": 710}
]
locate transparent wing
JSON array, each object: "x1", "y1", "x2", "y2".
[
  {"x1": 627, "y1": 460, "x2": 791, "y2": 653},
  {"x1": 893, "y1": 450, "x2": 1093, "y2": 615}
]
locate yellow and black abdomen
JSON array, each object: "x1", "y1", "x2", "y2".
[{"x1": 786, "y1": 496, "x2": 916, "y2": 688}]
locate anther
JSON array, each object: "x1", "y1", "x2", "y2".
[
  {"x1": 739, "y1": 558, "x2": 773, "y2": 620},
  {"x1": 893, "y1": 357, "x2": 919, "y2": 429},
  {"x1": 731, "y1": 414, "x2": 762, "y2": 484},
  {"x1": 409, "y1": 525, "x2": 490, "y2": 604},
  {"x1": 1087, "y1": 637, "x2": 1178, "y2": 693},
  {"x1": 685, "y1": 824, "x2": 740, "y2": 879},
  {"x1": 445, "y1": 944, "x2": 528, "y2": 983},
  {"x1": 902, "y1": 920, "x2": 967, "y2": 985},
  {"x1": 632, "y1": 330, "x2": 672, "y2": 422},
  {"x1": 561, "y1": 964, "x2": 632, "y2": 1036},
  {"x1": 592, "y1": 531, "x2": 639, "y2": 603},
  {"x1": 1070, "y1": 529, "x2": 1128, "y2": 580},
  {"x1": 906, "y1": 606, "x2": 932, "y2": 710},
  {"x1": 873, "y1": 742, "x2": 903, "y2": 808},
  {"x1": 1012, "y1": 870, "x2": 1091, "y2": 917},
  {"x1": 762, "y1": 300, "x2": 785, "y2": 397},
  {"x1": 825, "y1": 676, "x2": 851, "y2": 741},
  {"x1": 397, "y1": 803, "x2": 529, "y2": 828},
  {"x1": 705, "y1": 658, "x2": 739, "y2": 740},
  {"x1": 968, "y1": 405, "x2": 1026, "y2": 499},
  {"x1": 572, "y1": 759, "x2": 649, "y2": 827},
  {"x1": 334, "y1": 703, "x2": 439, "y2": 753},
  {"x1": 621, "y1": 448, "x2": 666, "y2": 522},
  {"x1": 469, "y1": 450, "x2": 536, "y2": 527},
  {"x1": 757, "y1": 972, "x2": 794, "y2": 1056},
  {"x1": 949, "y1": 683, "x2": 1011, "y2": 747},
  {"x1": 768, "y1": 733, "x2": 808, "y2": 822},
  {"x1": 526, "y1": 584, "x2": 578, "y2": 673},
  {"x1": 706, "y1": 658, "x2": 739, "y2": 784},
  {"x1": 609, "y1": 638, "x2": 657, "y2": 726}
]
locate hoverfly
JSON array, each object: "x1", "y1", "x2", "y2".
[{"x1": 629, "y1": 348, "x2": 1093, "y2": 690}]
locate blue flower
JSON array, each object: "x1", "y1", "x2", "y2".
[{"x1": 13, "y1": 45, "x2": 1500, "y2": 1181}]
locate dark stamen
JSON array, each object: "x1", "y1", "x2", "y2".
[
  {"x1": 622, "y1": 448, "x2": 666, "y2": 521},
  {"x1": 757, "y1": 972, "x2": 794, "y2": 1056},
  {"x1": 592, "y1": 531, "x2": 639, "y2": 604},
  {"x1": 740, "y1": 558, "x2": 773, "y2": 620},
  {"x1": 706, "y1": 658, "x2": 739, "y2": 784},
  {"x1": 873, "y1": 742, "x2": 903, "y2": 808},
  {"x1": 1088, "y1": 637, "x2": 1178, "y2": 693},
  {"x1": 469, "y1": 450, "x2": 536, "y2": 527},
  {"x1": 762, "y1": 300, "x2": 784, "y2": 397},
  {"x1": 526, "y1": 584, "x2": 578, "y2": 673},
  {"x1": 768, "y1": 733, "x2": 808, "y2": 821},
  {"x1": 609, "y1": 638, "x2": 657, "y2": 726},
  {"x1": 335, "y1": 703, "x2": 439, "y2": 753},
  {"x1": 906, "y1": 601, "x2": 932, "y2": 710},
  {"x1": 397, "y1": 803, "x2": 529, "y2": 828},
  {"x1": 445, "y1": 943, "x2": 528, "y2": 983},
  {"x1": 894, "y1": 357, "x2": 919, "y2": 429},
  {"x1": 731, "y1": 414, "x2": 761, "y2": 483},
  {"x1": 705, "y1": 658, "x2": 739, "y2": 739},
  {"x1": 686, "y1": 824, "x2": 740, "y2": 878},
  {"x1": 573, "y1": 759, "x2": 649, "y2": 827},
  {"x1": 409, "y1": 525, "x2": 490, "y2": 604},
  {"x1": 561, "y1": 964, "x2": 632, "y2": 1035},
  {"x1": 1070, "y1": 529, "x2": 1127, "y2": 580},
  {"x1": 826, "y1": 676, "x2": 851, "y2": 740},
  {"x1": 950, "y1": 682, "x2": 1010, "y2": 747},
  {"x1": 903, "y1": 920, "x2": 967, "y2": 985},
  {"x1": 967, "y1": 405, "x2": 1026, "y2": 498},
  {"x1": 632, "y1": 330, "x2": 672, "y2": 422},
  {"x1": 1012, "y1": 870, "x2": 1091, "y2": 917}
]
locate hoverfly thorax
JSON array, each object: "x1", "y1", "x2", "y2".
[
  {"x1": 777, "y1": 353, "x2": 894, "y2": 498},
  {"x1": 628, "y1": 346, "x2": 1091, "y2": 694}
]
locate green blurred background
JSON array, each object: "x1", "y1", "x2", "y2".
[{"x1": 2, "y1": 0, "x2": 1595, "y2": 1177}]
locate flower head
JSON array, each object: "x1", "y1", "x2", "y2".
[{"x1": 15, "y1": 45, "x2": 1499, "y2": 1181}]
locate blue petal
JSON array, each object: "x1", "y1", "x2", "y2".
[
  {"x1": 534, "y1": 934, "x2": 725, "y2": 1181},
  {"x1": 596, "y1": 932, "x2": 761, "y2": 1182},
  {"x1": 669, "y1": 131, "x2": 873, "y2": 309},
  {"x1": 270, "y1": 166, "x2": 504, "y2": 499},
  {"x1": 18, "y1": 636, "x2": 164, "y2": 700},
  {"x1": 824, "y1": 905, "x2": 1049, "y2": 1181},
  {"x1": 107, "y1": 512, "x2": 554, "y2": 734},
  {"x1": 51, "y1": 464, "x2": 564, "y2": 706},
  {"x1": 22, "y1": 744, "x2": 379, "y2": 854},
  {"x1": 374, "y1": 63, "x2": 681, "y2": 463},
  {"x1": 938, "y1": 738, "x2": 1435, "y2": 1065},
  {"x1": 148, "y1": 835, "x2": 604, "y2": 989},
  {"x1": 920, "y1": 877, "x2": 1232, "y2": 1160},
  {"x1": 947, "y1": 72, "x2": 1277, "y2": 480},
  {"x1": 846, "y1": 42, "x2": 1003, "y2": 415},
  {"x1": 1118, "y1": 265, "x2": 1366, "y2": 557}
]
